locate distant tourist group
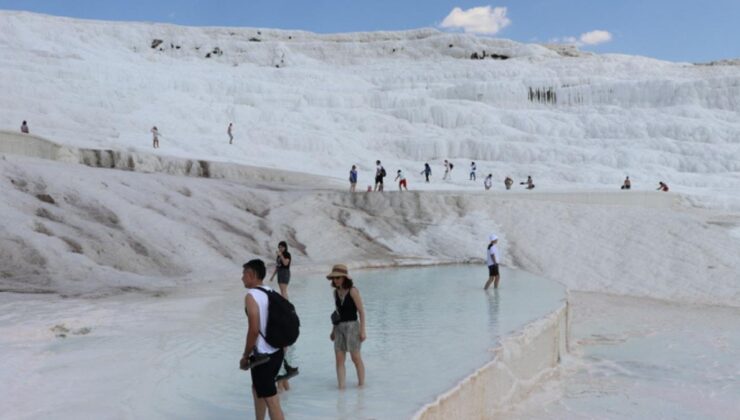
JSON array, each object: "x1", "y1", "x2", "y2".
[
  {"x1": 14, "y1": 120, "x2": 672, "y2": 195},
  {"x1": 351, "y1": 159, "x2": 535, "y2": 193}
]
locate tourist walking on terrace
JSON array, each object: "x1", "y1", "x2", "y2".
[
  {"x1": 443, "y1": 160, "x2": 453, "y2": 180},
  {"x1": 504, "y1": 176, "x2": 513, "y2": 190},
  {"x1": 328, "y1": 264, "x2": 366, "y2": 389},
  {"x1": 470, "y1": 161, "x2": 477, "y2": 181},
  {"x1": 484, "y1": 234, "x2": 501, "y2": 290},
  {"x1": 349, "y1": 165, "x2": 358, "y2": 192},
  {"x1": 421, "y1": 163, "x2": 432, "y2": 183},
  {"x1": 657, "y1": 181, "x2": 669, "y2": 192},
  {"x1": 484, "y1": 174, "x2": 493, "y2": 190},
  {"x1": 374, "y1": 160, "x2": 386, "y2": 191},
  {"x1": 621, "y1": 176, "x2": 631, "y2": 190},
  {"x1": 151, "y1": 126, "x2": 160, "y2": 149},
  {"x1": 239, "y1": 259, "x2": 286, "y2": 420},
  {"x1": 228, "y1": 122, "x2": 234, "y2": 144},
  {"x1": 395, "y1": 169, "x2": 408, "y2": 191},
  {"x1": 20, "y1": 120, "x2": 29, "y2": 134}
]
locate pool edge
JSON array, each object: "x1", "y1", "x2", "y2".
[{"x1": 412, "y1": 301, "x2": 569, "y2": 420}]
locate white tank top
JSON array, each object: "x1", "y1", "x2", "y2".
[{"x1": 246, "y1": 286, "x2": 279, "y2": 354}]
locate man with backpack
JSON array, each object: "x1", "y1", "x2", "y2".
[
  {"x1": 374, "y1": 160, "x2": 386, "y2": 191},
  {"x1": 240, "y1": 259, "x2": 299, "y2": 420},
  {"x1": 443, "y1": 160, "x2": 453, "y2": 180}
]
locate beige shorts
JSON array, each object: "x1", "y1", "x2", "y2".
[{"x1": 334, "y1": 320, "x2": 361, "y2": 353}]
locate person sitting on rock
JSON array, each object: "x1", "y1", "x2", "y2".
[
  {"x1": 521, "y1": 176, "x2": 535, "y2": 190},
  {"x1": 621, "y1": 176, "x2": 631, "y2": 190},
  {"x1": 657, "y1": 181, "x2": 669, "y2": 192},
  {"x1": 20, "y1": 120, "x2": 29, "y2": 134}
]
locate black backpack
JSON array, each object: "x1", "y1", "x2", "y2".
[
  {"x1": 252, "y1": 287, "x2": 300, "y2": 348},
  {"x1": 449, "y1": 163, "x2": 454, "y2": 170},
  {"x1": 380, "y1": 167, "x2": 386, "y2": 177}
]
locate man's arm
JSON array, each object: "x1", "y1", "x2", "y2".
[{"x1": 243, "y1": 294, "x2": 261, "y2": 356}]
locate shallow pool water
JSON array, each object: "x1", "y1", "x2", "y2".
[
  {"x1": 507, "y1": 292, "x2": 740, "y2": 419},
  {"x1": 0, "y1": 265, "x2": 564, "y2": 419}
]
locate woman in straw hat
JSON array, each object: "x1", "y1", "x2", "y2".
[{"x1": 327, "y1": 264, "x2": 366, "y2": 388}]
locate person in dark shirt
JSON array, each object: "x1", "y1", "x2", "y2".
[{"x1": 269, "y1": 241, "x2": 292, "y2": 299}]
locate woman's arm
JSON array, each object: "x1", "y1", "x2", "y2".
[
  {"x1": 350, "y1": 288, "x2": 366, "y2": 341},
  {"x1": 278, "y1": 253, "x2": 290, "y2": 266},
  {"x1": 268, "y1": 266, "x2": 277, "y2": 282}
]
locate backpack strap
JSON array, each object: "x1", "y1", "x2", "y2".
[{"x1": 250, "y1": 287, "x2": 270, "y2": 340}]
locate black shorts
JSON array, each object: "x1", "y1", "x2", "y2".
[
  {"x1": 250, "y1": 348, "x2": 284, "y2": 398},
  {"x1": 488, "y1": 264, "x2": 499, "y2": 276},
  {"x1": 277, "y1": 269, "x2": 290, "y2": 285},
  {"x1": 375, "y1": 175, "x2": 383, "y2": 185}
]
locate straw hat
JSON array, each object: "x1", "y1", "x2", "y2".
[{"x1": 326, "y1": 264, "x2": 352, "y2": 280}]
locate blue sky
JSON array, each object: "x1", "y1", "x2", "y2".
[{"x1": 1, "y1": 0, "x2": 738, "y2": 62}]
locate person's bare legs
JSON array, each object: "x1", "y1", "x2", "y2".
[
  {"x1": 252, "y1": 387, "x2": 267, "y2": 420},
  {"x1": 484, "y1": 275, "x2": 495, "y2": 290},
  {"x1": 350, "y1": 350, "x2": 365, "y2": 386},
  {"x1": 278, "y1": 283, "x2": 288, "y2": 300},
  {"x1": 264, "y1": 395, "x2": 284, "y2": 420},
  {"x1": 335, "y1": 351, "x2": 347, "y2": 389},
  {"x1": 493, "y1": 274, "x2": 500, "y2": 289}
]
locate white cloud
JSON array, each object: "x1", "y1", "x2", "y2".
[
  {"x1": 440, "y1": 6, "x2": 511, "y2": 35},
  {"x1": 579, "y1": 30, "x2": 612, "y2": 45},
  {"x1": 550, "y1": 30, "x2": 613, "y2": 47}
]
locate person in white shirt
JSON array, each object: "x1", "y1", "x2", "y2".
[
  {"x1": 240, "y1": 259, "x2": 285, "y2": 420},
  {"x1": 484, "y1": 234, "x2": 501, "y2": 290},
  {"x1": 443, "y1": 160, "x2": 452, "y2": 180},
  {"x1": 374, "y1": 160, "x2": 385, "y2": 191},
  {"x1": 484, "y1": 174, "x2": 493, "y2": 190},
  {"x1": 394, "y1": 169, "x2": 408, "y2": 191}
]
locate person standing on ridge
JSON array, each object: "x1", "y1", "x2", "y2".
[
  {"x1": 20, "y1": 121, "x2": 29, "y2": 134},
  {"x1": 443, "y1": 160, "x2": 453, "y2": 180},
  {"x1": 421, "y1": 163, "x2": 432, "y2": 183},
  {"x1": 374, "y1": 160, "x2": 385, "y2": 192},
  {"x1": 621, "y1": 176, "x2": 631, "y2": 190},
  {"x1": 470, "y1": 162, "x2": 477, "y2": 181},
  {"x1": 484, "y1": 235, "x2": 501, "y2": 290},
  {"x1": 228, "y1": 122, "x2": 234, "y2": 144},
  {"x1": 349, "y1": 165, "x2": 358, "y2": 192},
  {"x1": 484, "y1": 174, "x2": 493, "y2": 190},
  {"x1": 394, "y1": 169, "x2": 408, "y2": 191},
  {"x1": 504, "y1": 176, "x2": 513, "y2": 190},
  {"x1": 239, "y1": 259, "x2": 286, "y2": 420},
  {"x1": 151, "y1": 126, "x2": 160, "y2": 149},
  {"x1": 327, "y1": 264, "x2": 366, "y2": 389}
]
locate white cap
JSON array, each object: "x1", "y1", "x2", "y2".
[{"x1": 489, "y1": 234, "x2": 498, "y2": 242}]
